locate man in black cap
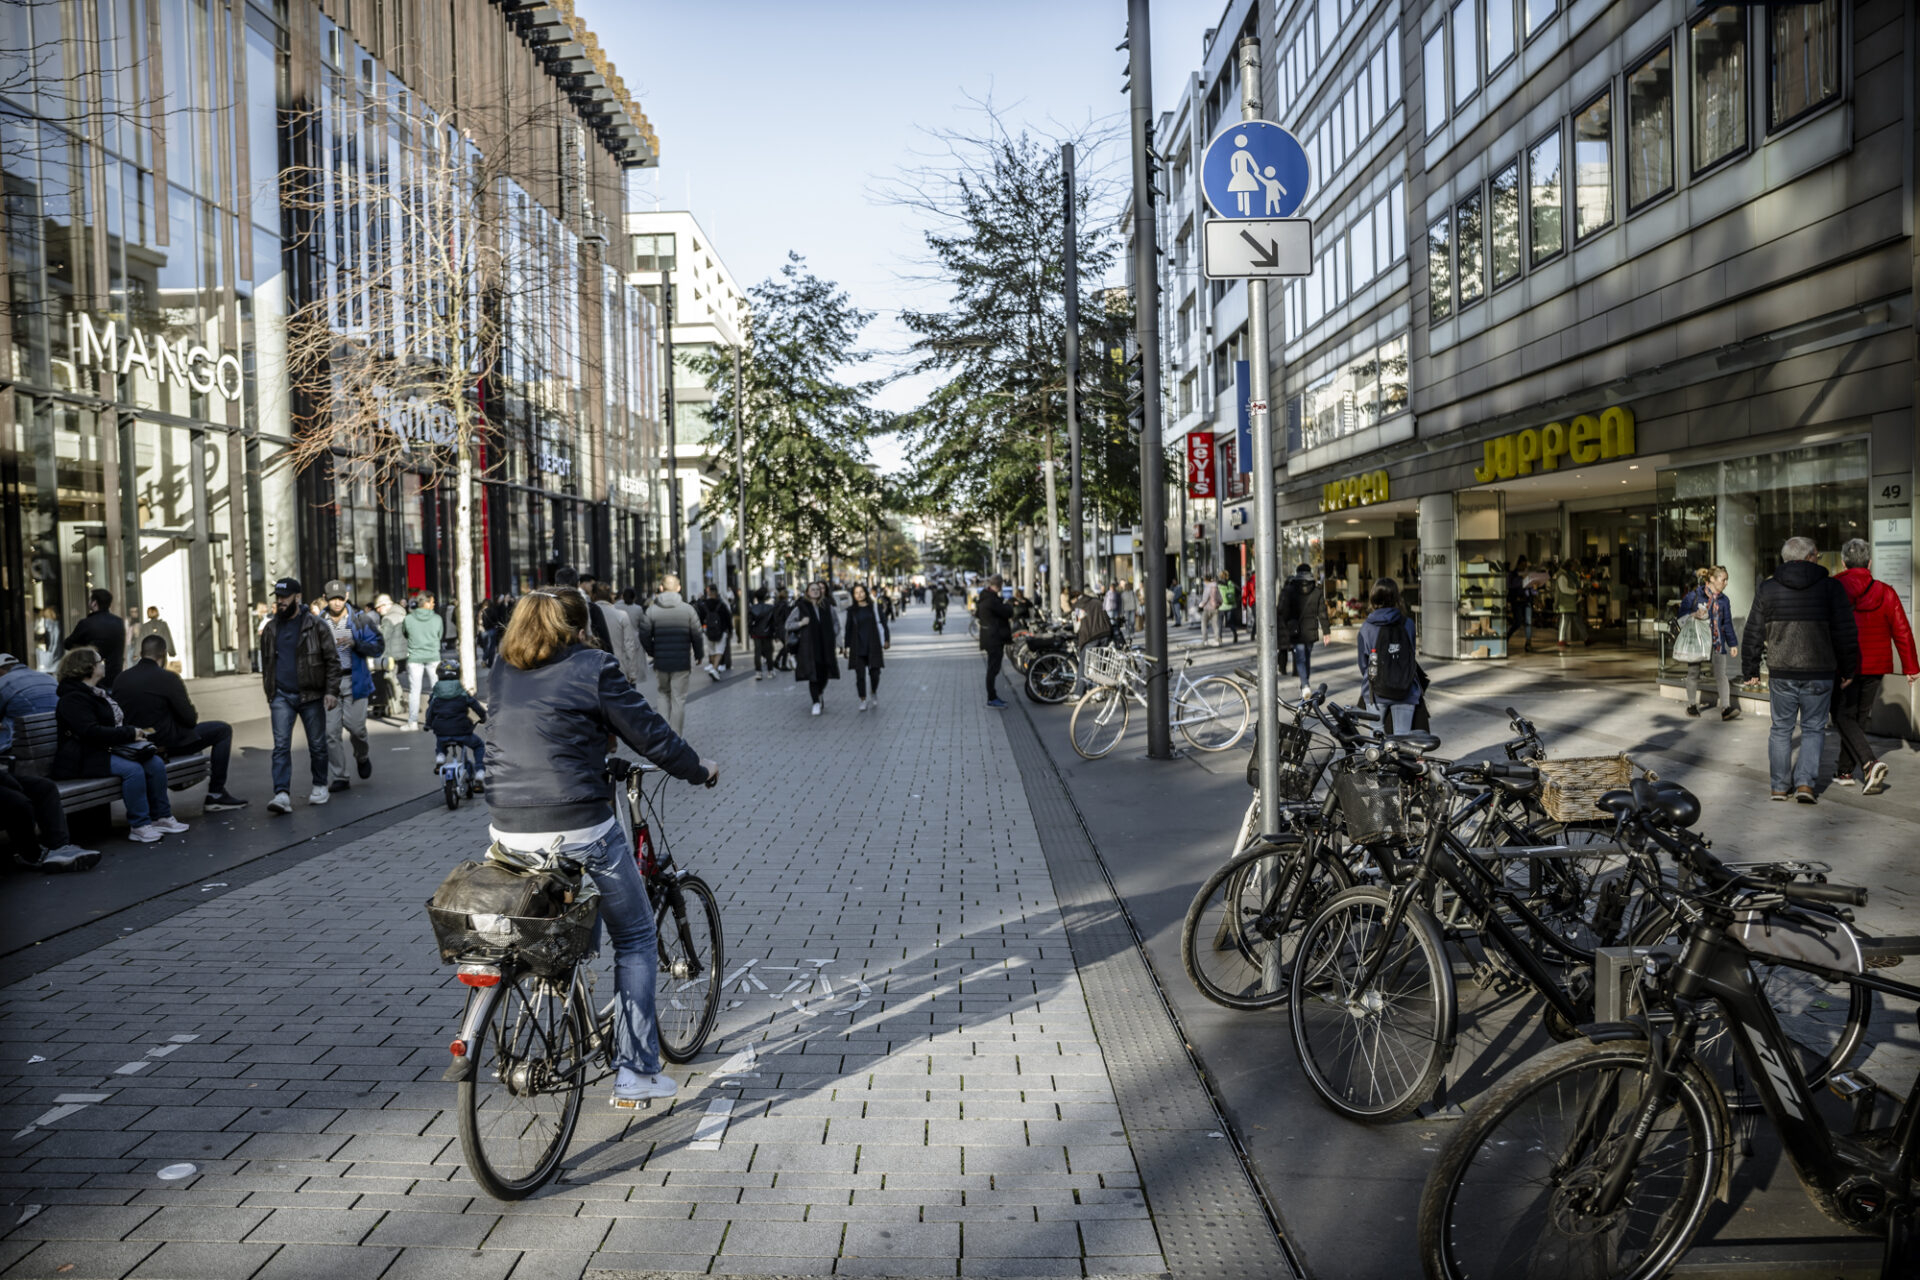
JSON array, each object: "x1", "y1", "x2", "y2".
[{"x1": 258, "y1": 577, "x2": 344, "y2": 815}]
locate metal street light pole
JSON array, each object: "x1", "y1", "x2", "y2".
[
  {"x1": 1062, "y1": 142, "x2": 1083, "y2": 599},
  {"x1": 1238, "y1": 36, "x2": 1285, "y2": 826},
  {"x1": 662, "y1": 268, "x2": 684, "y2": 583},
  {"x1": 1128, "y1": 0, "x2": 1171, "y2": 759},
  {"x1": 733, "y1": 342, "x2": 748, "y2": 650},
  {"x1": 1043, "y1": 456, "x2": 1062, "y2": 614}
]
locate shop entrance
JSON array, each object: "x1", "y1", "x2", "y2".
[{"x1": 1291, "y1": 501, "x2": 1420, "y2": 632}]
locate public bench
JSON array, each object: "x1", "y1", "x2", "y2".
[{"x1": 8, "y1": 711, "x2": 210, "y2": 817}]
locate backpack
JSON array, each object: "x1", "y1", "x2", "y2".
[
  {"x1": 747, "y1": 602, "x2": 777, "y2": 640},
  {"x1": 1367, "y1": 620, "x2": 1417, "y2": 703}
]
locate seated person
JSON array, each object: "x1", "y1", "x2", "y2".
[
  {"x1": 113, "y1": 635, "x2": 249, "y2": 811},
  {"x1": 53, "y1": 647, "x2": 183, "y2": 844},
  {"x1": 0, "y1": 653, "x2": 99, "y2": 871},
  {"x1": 424, "y1": 659, "x2": 487, "y2": 786}
]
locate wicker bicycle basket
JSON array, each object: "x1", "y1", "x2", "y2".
[
  {"x1": 1534, "y1": 754, "x2": 1657, "y2": 823},
  {"x1": 1081, "y1": 643, "x2": 1135, "y2": 688}
]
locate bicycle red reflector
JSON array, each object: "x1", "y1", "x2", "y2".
[
  {"x1": 449, "y1": 1039, "x2": 467, "y2": 1057},
  {"x1": 457, "y1": 965, "x2": 500, "y2": 988}
]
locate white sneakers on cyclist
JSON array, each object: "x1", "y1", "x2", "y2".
[
  {"x1": 611, "y1": 1069, "x2": 677, "y2": 1109},
  {"x1": 308, "y1": 785, "x2": 330, "y2": 806}
]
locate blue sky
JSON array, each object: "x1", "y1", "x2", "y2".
[{"x1": 574, "y1": 0, "x2": 1227, "y2": 470}]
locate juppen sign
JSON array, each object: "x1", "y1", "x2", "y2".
[{"x1": 1472, "y1": 406, "x2": 1636, "y2": 482}]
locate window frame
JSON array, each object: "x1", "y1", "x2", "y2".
[
  {"x1": 1423, "y1": 25, "x2": 1449, "y2": 135},
  {"x1": 1526, "y1": 126, "x2": 1565, "y2": 267},
  {"x1": 1451, "y1": 0, "x2": 1480, "y2": 110},
  {"x1": 1427, "y1": 214, "x2": 1453, "y2": 324},
  {"x1": 1522, "y1": 0, "x2": 1557, "y2": 44},
  {"x1": 1489, "y1": 158, "x2": 1522, "y2": 288},
  {"x1": 1571, "y1": 87, "x2": 1614, "y2": 241},
  {"x1": 1624, "y1": 37, "x2": 1677, "y2": 212},
  {"x1": 1455, "y1": 187, "x2": 1486, "y2": 308},
  {"x1": 1688, "y1": 4, "x2": 1750, "y2": 178},
  {"x1": 1485, "y1": 0, "x2": 1517, "y2": 75},
  {"x1": 1765, "y1": 0, "x2": 1843, "y2": 134}
]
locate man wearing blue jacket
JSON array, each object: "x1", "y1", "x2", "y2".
[{"x1": 321, "y1": 580, "x2": 385, "y2": 792}]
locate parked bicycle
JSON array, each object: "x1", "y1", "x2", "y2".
[
  {"x1": 1069, "y1": 643, "x2": 1250, "y2": 758},
  {"x1": 437, "y1": 756, "x2": 722, "y2": 1200},
  {"x1": 1418, "y1": 776, "x2": 1919, "y2": 1280}
]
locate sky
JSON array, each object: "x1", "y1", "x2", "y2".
[{"x1": 574, "y1": 0, "x2": 1228, "y2": 472}]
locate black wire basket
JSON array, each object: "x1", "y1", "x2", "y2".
[
  {"x1": 427, "y1": 896, "x2": 599, "y2": 979},
  {"x1": 1246, "y1": 721, "x2": 1337, "y2": 802},
  {"x1": 1331, "y1": 766, "x2": 1411, "y2": 845}
]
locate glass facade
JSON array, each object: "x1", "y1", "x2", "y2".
[{"x1": 3, "y1": 0, "x2": 664, "y2": 666}]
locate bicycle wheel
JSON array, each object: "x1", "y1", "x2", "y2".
[
  {"x1": 1010, "y1": 640, "x2": 1034, "y2": 675},
  {"x1": 655, "y1": 874, "x2": 724, "y2": 1063},
  {"x1": 1418, "y1": 1039, "x2": 1725, "y2": 1280},
  {"x1": 444, "y1": 777, "x2": 460, "y2": 810},
  {"x1": 1069, "y1": 686, "x2": 1131, "y2": 759},
  {"x1": 1024, "y1": 652, "x2": 1076, "y2": 705},
  {"x1": 968, "y1": 616, "x2": 980, "y2": 640},
  {"x1": 1629, "y1": 905, "x2": 1868, "y2": 1102},
  {"x1": 1290, "y1": 885, "x2": 1455, "y2": 1122},
  {"x1": 458, "y1": 971, "x2": 586, "y2": 1200},
  {"x1": 1182, "y1": 839, "x2": 1355, "y2": 1010},
  {"x1": 1177, "y1": 675, "x2": 1251, "y2": 752}
]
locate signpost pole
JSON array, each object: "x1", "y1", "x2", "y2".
[
  {"x1": 734, "y1": 343, "x2": 749, "y2": 650},
  {"x1": 1043, "y1": 457, "x2": 1062, "y2": 615},
  {"x1": 1062, "y1": 144, "x2": 1084, "y2": 600},
  {"x1": 1236, "y1": 36, "x2": 1285, "y2": 830},
  {"x1": 1128, "y1": 0, "x2": 1171, "y2": 760}
]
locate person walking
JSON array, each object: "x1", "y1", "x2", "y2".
[
  {"x1": 372, "y1": 593, "x2": 407, "y2": 718},
  {"x1": 113, "y1": 635, "x2": 248, "y2": 811},
  {"x1": 52, "y1": 646, "x2": 185, "y2": 843},
  {"x1": 931, "y1": 582, "x2": 950, "y2": 633},
  {"x1": 131, "y1": 607, "x2": 176, "y2": 663},
  {"x1": 0, "y1": 653, "x2": 99, "y2": 871},
  {"x1": 841, "y1": 582, "x2": 891, "y2": 712},
  {"x1": 1678, "y1": 566, "x2": 1741, "y2": 721},
  {"x1": 259, "y1": 578, "x2": 345, "y2": 815},
  {"x1": 642, "y1": 574, "x2": 704, "y2": 735},
  {"x1": 484, "y1": 586, "x2": 717, "y2": 1108},
  {"x1": 787, "y1": 580, "x2": 840, "y2": 716},
  {"x1": 747, "y1": 586, "x2": 778, "y2": 681},
  {"x1": 403, "y1": 592, "x2": 444, "y2": 729},
  {"x1": 1552, "y1": 560, "x2": 1588, "y2": 647},
  {"x1": 1357, "y1": 577, "x2": 1421, "y2": 734},
  {"x1": 977, "y1": 573, "x2": 1014, "y2": 709},
  {"x1": 1834, "y1": 537, "x2": 1917, "y2": 795},
  {"x1": 1221, "y1": 571, "x2": 1244, "y2": 645},
  {"x1": 63, "y1": 589, "x2": 129, "y2": 683},
  {"x1": 1741, "y1": 537, "x2": 1860, "y2": 804},
  {"x1": 771, "y1": 587, "x2": 796, "y2": 668},
  {"x1": 1198, "y1": 575, "x2": 1221, "y2": 646},
  {"x1": 320, "y1": 581, "x2": 384, "y2": 791},
  {"x1": 1279, "y1": 563, "x2": 1331, "y2": 699},
  {"x1": 590, "y1": 582, "x2": 646, "y2": 685},
  {"x1": 700, "y1": 584, "x2": 732, "y2": 680},
  {"x1": 1506, "y1": 557, "x2": 1537, "y2": 654},
  {"x1": 617, "y1": 587, "x2": 652, "y2": 665}
]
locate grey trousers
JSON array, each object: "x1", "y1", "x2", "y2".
[
  {"x1": 656, "y1": 668, "x2": 692, "y2": 735},
  {"x1": 326, "y1": 674, "x2": 369, "y2": 782}
]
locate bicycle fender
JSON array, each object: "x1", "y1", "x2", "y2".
[
  {"x1": 1575, "y1": 1023, "x2": 1736, "y2": 1206},
  {"x1": 1575, "y1": 1021, "x2": 1648, "y2": 1044},
  {"x1": 442, "y1": 982, "x2": 506, "y2": 1083}
]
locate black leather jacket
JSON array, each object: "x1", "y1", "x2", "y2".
[{"x1": 482, "y1": 644, "x2": 707, "y2": 834}]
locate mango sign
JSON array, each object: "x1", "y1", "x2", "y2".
[
  {"x1": 1473, "y1": 407, "x2": 1636, "y2": 482},
  {"x1": 1321, "y1": 469, "x2": 1390, "y2": 512}
]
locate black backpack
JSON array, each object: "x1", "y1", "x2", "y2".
[
  {"x1": 1367, "y1": 621, "x2": 1417, "y2": 703},
  {"x1": 748, "y1": 602, "x2": 777, "y2": 640}
]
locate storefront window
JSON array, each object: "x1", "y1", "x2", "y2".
[
  {"x1": 1691, "y1": 6, "x2": 1747, "y2": 172},
  {"x1": 1573, "y1": 90, "x2": 1612, "y2": 238},
  {"x1": 1768, "y1": 0, "x2": 1839, "y2": 131},
  {"x1": 1626, "y1": 45, "x2": 1674, "y2": 208}
]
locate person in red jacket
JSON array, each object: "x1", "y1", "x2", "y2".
[{"x1": 1834, "y1": 538, "x2": 1918, "y2": 795}]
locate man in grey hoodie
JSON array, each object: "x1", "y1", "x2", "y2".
[{"x1": 642, "y1": 574, "x2": 704, "y2": 734}]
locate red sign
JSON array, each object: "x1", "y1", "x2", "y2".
[{"x1": 1186, "y1": 430, "x2": 1216, "y2": 499}]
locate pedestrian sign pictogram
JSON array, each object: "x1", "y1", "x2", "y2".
[{"x1": 1201, "y1": 121, "x2": 1310, "y2": 219}]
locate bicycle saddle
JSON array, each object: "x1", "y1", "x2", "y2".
[
  {"x1": 1608, "y1": 778, "x2": 1700, "y2": 828},
  {"x1": 1385, "y1": 731, "x2": 1442, "y2": 754}
]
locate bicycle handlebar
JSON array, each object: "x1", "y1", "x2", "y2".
[{"x1": 1778, "y1": 880, "x2": 1869, "y2": 908}]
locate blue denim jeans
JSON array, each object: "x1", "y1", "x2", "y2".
[
  {"x1": 1768, "y1": 678, "x2": 1833, "y2": 792},
  {"x1": 108, "y1": 753, "x2": 172, "y2": 826},
  {"x1": 571, "y1": 825, "x2": 662, "y2": 1076},
  {"x1": 435, "y1": 733, "x2": 487, "y2": 769},
  {"x1": 1292, "y1": 643, "x2": 1312, "y2": 686},
  {"x1": 269, "y1": 692, "x2": 329, "y2": 794},
  {"x1": 1381, "y1": 701, "x2": 1418, "y2": 734}
]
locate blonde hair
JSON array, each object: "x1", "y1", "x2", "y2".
[
  {"x1": 1695, "y1": 565, "x2": 1728, "y2": 587},
  {"x1": 500, "y1": 590, "x2": 591, "y2": 670}
]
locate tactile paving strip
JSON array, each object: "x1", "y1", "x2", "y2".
[{"x1": 1002, "y1": 700, "x2": 1303, "y2": 1280}]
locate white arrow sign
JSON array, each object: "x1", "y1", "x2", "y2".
[{"x1": 1203, "y1": 218, "x2": 1313, "y2": 279}]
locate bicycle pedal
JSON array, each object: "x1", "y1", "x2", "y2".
[{"x1": 608, "y1": 1096, "x2": 655, "y2": 1112}]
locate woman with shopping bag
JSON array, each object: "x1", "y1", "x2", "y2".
[{"x1": 1676, "y1": 565, "x2": 1741, "y2": 720}]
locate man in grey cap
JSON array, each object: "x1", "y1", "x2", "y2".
[
  {"x1": 320, "y1": 581, "x2": 384, "y2": 791},
  {"x1": 0, "y1": 653, "x2": 100, "y2": 871}
]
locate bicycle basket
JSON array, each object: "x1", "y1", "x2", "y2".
[
  {"x1": 1331, "y1": 767, "x2": 1409, "y2": 845},
  {"x1": 426, "y1": 855, "x2": 600, "y2": 978},
  {"x1": 1534, "y1": 755, "x2": 1656, "y2": 823},
  {"x1": 1081, "y1": 643, "x2": 1134, "y2": 688},
  {"x1": 1245, "y1": 722, "x2": 1336, "y2": 802}
]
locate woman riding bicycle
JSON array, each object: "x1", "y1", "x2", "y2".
[{"x1": 484, "y1": 587, "x2": 717, "y2": 1108}]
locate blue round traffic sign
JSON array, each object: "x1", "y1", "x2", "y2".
[{"x1": 1201, "y1": 121, "x2": 1310, "y2": 219}]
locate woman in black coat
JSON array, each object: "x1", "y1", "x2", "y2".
[
  {"x1": 52, "y1": 646, "x2": 182, "y2": 843},
  {"x1": 786, "y1": 580, "x2": 840, "y2": 717},
  {"x1": 840, "y1": 583, "x2": 891, "y2": 711}
]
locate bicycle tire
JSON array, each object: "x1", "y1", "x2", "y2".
[
  {"x1": 968, "y1": 617, "x2": 980, "y2": 640},
  {"x1": 1010, "y1": 640, "x2": 1034, "y2": 675},
  {"x1": 1418, "y1": 1039, "x2": 1724, "y2": 1280},
  {"x1": 1177, "y1": 675, "x2": 1251, "y2": 751},
  {"x1": 1182, "y1": 839, "x2": 1355, "y2": 1010},
  {"x1": 444, "y1": 777, "x2": 460, "y2": 810},
  {"x1": 1628, "y1": 904, "x2": 1868, "y2": 1103},
  {"x1": 655, "y1": 874, "x2": 724, "y2": 1063},
  {"x1": 1069, "y1": 686, "x2": 1130, "y2": 759},
  {"x1": 1289, "y1": 885, "x2": 1455, "y2": 1122},
  {"x1": 458, "y1": 972, "x2": 586, "y2": 1200},
  {"x1": 1024, "y1": 652, "x2": 1076, "y2": 705}
]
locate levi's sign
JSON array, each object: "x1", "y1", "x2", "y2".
[
  {"x1": 1473, "y1": 407, "x2": 1636, "y2": 482},
  {"x1": 72, "y1": 314, "x2": 243, "y2": 402}
]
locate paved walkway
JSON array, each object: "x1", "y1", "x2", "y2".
[{"x1": 0, "y1": 614, "x2": 1174, "y2": 1279}]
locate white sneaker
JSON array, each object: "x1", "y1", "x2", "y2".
[
  {"x1": 267, "y1": 791, "x2": 293, "y2": 815},
  {"x1": 473, "y1": 767, "x2": 486, "y2": 780},
  {"x1": 435, "y1": 752, "x2": 446, "y2": 764},
  {"x1": 811, "y1": 703, "x2": 822, "y2": 717},
  {"x1": 609, "y1": 1071, "x2": 678, "y2": 1109},
  {"x1": 150, "y1": 817, "x2": 189, "y2": 834},
  {"x1": 127, "y1": 823, "x2": 164, "y2": 844},
  {"x1": 1300, "y1": 685, "x2": 1312, "y2": 700},
  {"x1": 858, "y1": 699, "x2": 867, "y2": 712},
  {"x1": 308, "y1": 786, "x2": 331, "y2": 806},
  {"x1": 869, "y1": 692, "x2": 878, "y2": 708},
  {"x1": 404, "y1": 720, "x2": 418, "y2": 732}
]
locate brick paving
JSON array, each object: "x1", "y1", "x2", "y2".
[{"x1": 0, "y1": 612, "x2": 1169, "y2": 1279}]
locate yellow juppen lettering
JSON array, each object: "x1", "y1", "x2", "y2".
[
  {"x1": 1541, "y1": 421, "x2": 1568, "y2": 470},
  {"x1": 1568, "y1": 414, "x2": 1602, "y2": 465},
  {"x1": 1515, "y1": 428, "x2": 1541, "y2": 476}
]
